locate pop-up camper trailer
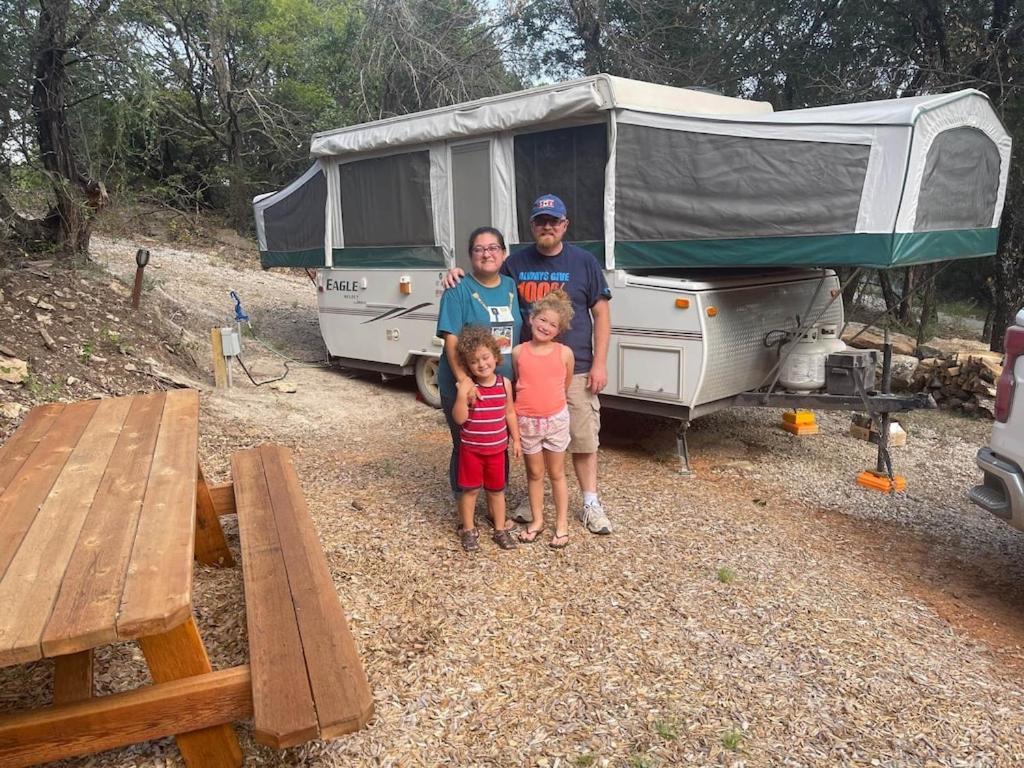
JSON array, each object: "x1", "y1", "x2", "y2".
[{"x1": 253, "y1": 75, "x2": 1009, "y2": 423}]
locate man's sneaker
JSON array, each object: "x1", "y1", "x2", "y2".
[
  {"x1": 510, "y1": 498, "x2": 533, "y2": 524},
  {"x1": 580, "y1": 499, "x2": 611, "y2": 535}
]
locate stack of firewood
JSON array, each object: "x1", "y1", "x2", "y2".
[{"x1": 911, "y1": 352, "x2": 1003, "y2": 418}]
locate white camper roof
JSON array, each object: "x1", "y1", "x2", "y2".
[
  {"x1": 309, "y1": 74, "x2": 773, "y2": 157},
  {"x1": 751, "y1": 89, "x2": 1001, "y2": 126}
]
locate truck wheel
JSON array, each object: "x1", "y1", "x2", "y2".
[{"x1": 414, "y1": 356, "x2": 441, "y2": 409}]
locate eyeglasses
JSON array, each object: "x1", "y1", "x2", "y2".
[
  {"x1": 531, "y1": 217, "x2": 565, "y2": 228},
  {"x1": 471, "y1": 245, "x2": 504, "y2": 255}
]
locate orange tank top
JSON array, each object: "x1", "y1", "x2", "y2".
[{"x1": 515, "y1": 342, "x2": 567, "y2": 417}]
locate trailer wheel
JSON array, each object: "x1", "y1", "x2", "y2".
[{"x1": 414, "y1": 356, "x2": 441, "y2": 409}]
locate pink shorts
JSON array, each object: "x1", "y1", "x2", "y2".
[{"x1": 517, "y1": 407, "x2": 571, "y2": 455}]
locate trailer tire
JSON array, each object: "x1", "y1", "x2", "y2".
[{"x1": 414, "y1": 356, "x2": 442, "y2": 409}]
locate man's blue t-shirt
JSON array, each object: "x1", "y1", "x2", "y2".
[
  {"x1": 502, "y1": 243, "x2": 611, "y2": 374},
  {"x1": 436, "y1": 274, "x2": 522, "y2": 400}
]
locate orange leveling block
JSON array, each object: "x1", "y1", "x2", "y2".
[
  {"x1": 856, "y1": 469, "x2": 906, "y2": 493},
  {"x1": 781, "y1": 410, "x2": 819, "y2": 436}
]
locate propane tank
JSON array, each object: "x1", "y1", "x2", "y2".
[
  {"x1": 779, "y1": 327, "x2": 828, "y2": 392},
  {"x1": 818, "y1": 323, "x2": 846, "y2": 355}
]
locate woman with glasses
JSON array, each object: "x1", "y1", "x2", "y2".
[{"x1": 436, "y1": 227, "x2": 523, "y2": 529}]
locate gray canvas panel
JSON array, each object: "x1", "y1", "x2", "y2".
[
  {"x1": 615, "y1": 124, "x2": 869, "y2": 241},
  {"x1": 514, "y1": 123, "x2": 606, "y2": 241},
  {"x1": 915, "y1": 127, "x2": 1000, "y2": 231},
  {"x1": 340, "y1": 151, "x2": 434, "y2": 246},
  {"x1": 451, "y1": 141, "x2": 492, "y2": 273},
  {"x1": 263, "y1": 169, "x2": 327, "y2": 253}
]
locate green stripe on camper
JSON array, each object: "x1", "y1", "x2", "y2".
[
  {"x1": 260, "y1": 246, "x2": 448, "y2": 269},
  {"x1": 613, "y1": 229, "x2": 998, "y2": 269},
  {"x1": 332, "y1": 246, "x2": 448, "y2": 268},
  {"x1": 260, "y1": 248, "x2": 326, "y2": 268},
  {"x1": 891, "y1": 229, "x2": 999, "y2": 266}
]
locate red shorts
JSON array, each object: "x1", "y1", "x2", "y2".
[{"x1": 458, "y1": 446, "x2": 506, "y2": 492}]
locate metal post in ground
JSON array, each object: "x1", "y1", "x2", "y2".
[{"x1": 131, "y1": 249, "x2": 150, "y2": 309}]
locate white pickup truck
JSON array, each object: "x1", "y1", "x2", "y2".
[{"x1": 969, "y1": 309, "x2": 1024, "y2": 530}]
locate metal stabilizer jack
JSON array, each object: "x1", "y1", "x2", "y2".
[{"x1": 676, "y1": 421, "x2": 693, "y2": 477}]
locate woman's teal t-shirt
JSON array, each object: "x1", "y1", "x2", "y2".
[{"x1": 436, "y1": 274, "x2": 522, "y2": 401}]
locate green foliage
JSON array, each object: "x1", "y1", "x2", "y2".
[
  {"x1": 352, "y1": 0, "x2": 519, "y2": 120},
  {"x1": 716, "y1": 567, "x2": 735, "y2": 584},
  {"x1": 654, "y1": 719, "x2": 679, "y2": 741},
  {"x1": 22, "y1": 373, "x2": 61, "y2": 401},
  {"x1": 721, "y1": 727, "x2": 744, "y2": 751},
  {"x1": 572, "y1": 755, "x2": 597, "y2": 767},
  {"x1": 104, "y1": 328, "x2": 132, "y2": 355}
]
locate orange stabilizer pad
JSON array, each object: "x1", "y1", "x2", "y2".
[
  {"x1": 856, "y1": 470, "x2": 907, "y2": 492},
  {"x1": 783, "y1": 411, "x2": 816, "y2": 425},
  {"x1": 781, "y1": 422, "x2": 819, "y2": 435},
  {"x1": 781, "y1": 410, "x2": 818, "y2": 435}
]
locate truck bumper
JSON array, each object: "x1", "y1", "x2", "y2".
[{"x1": 969, "y1": 446, "x2": 1024, "y2": 531}]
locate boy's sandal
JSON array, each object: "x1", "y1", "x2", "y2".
[
  {"x1": 491, "y1": 518, "x2": 518, "y2": 533},
  {"x1": 460, "y1": 528, "x2": 480, "y2": 552},
  {"x1": 517, "y1": 526, "x2": 543, "y2": 544},
  {"x1": 492, "y1": 529, "x2": 518, "y2": 550},
  {"x1": 549, "y1": 532, "x2": 570, "y2": 549}
]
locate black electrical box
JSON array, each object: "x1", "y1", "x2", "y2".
[{"x1": 825, "y1": 350, "x2": 878, "y2": 396}]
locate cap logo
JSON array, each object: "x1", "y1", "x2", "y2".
[{"x1": 538, "y1": 199, "x2": 555, "y2": 209}]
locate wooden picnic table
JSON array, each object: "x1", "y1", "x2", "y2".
[{"x1": 0, "y1": 389, "x2": 244, "y2": 767}]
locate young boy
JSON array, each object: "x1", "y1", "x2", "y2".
[{"x1": 452, "y1": 326, "x2": 522, "y2": 552}]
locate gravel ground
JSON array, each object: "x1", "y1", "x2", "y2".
[{"x1": 4, "y1": 238, "x2": 1024, "y2": 766}]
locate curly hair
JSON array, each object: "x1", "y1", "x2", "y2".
[
  {"x1": 456, "y1": 325, "x2": 503, "y2": 370},
  {"x1": 531, "y1": 288, "x2": 574, "y2": 333}
]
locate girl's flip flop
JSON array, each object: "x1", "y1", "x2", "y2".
[{"x1": 549, "y1": 532, "x2": 569, "y2": 549}]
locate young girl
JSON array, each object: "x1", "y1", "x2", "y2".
[
  {"x1": 512, "y1": 290, "x2": 575, "y2": 548},
  {"x1": 452, "y1": 326, "x2": 522, "y2": 552}
]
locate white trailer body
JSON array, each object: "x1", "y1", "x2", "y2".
[{"x1": 314, "y1": 263, "x2": 840, "y2": 418}]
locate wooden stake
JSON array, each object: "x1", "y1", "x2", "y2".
[
  {"x1": 131, "y1": 266, "x2": 145, "y2": 309},
  {"x1": 210, "y1": 329, "x2": 228, "y2": 388}
]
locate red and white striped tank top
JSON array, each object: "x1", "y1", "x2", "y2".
[{"x1": 461, "y1": 375, "x2": 509, "y2": 454}]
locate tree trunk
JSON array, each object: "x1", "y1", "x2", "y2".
[
  {"x1": 991, "y1": 251, "x2": 1024, "y2": 353},
  {"x1": 30, "y1": 0, "x2": 110, "y2": 257},
  {"x1": 209, "y1": 4, "x2": 249, "y2": 230},
  {"x1": 898, "y1": 266, "x2": 915, "y2": 325},
  {"x1": 916, "y1": 264, "x2": 938, "y2": 351},
  {"x1": 989, "y1": 211, "x2": 1024, "y2": 352},
  {"x1": 878, "y1": 270, "x2": 901, "y2": 316},
  {"x1": 837, "y1": 267, "x2": 865, "y2": 318}
]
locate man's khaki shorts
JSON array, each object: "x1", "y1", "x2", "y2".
[{"x1": 566, "y1": 373, "x2": 600, "y2": 454}]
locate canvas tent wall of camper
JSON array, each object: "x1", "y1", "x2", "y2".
[{"x1": 252, "y1": 75, "x2": 1010, "y2": 274}]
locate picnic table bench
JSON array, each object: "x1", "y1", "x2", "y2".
[{"x1": 0, "y1": 390, "x2": 372, "y2": 766}]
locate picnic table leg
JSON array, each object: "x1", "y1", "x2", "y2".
[
  {"x1": 138, "y1": 615, "x2": 243, "y2": 768},
  {"x1": 195, "y1": 464, "x2": 234, "y2": 567},
  {"x1": 53, "y1": 650, "x2": 93, "y2": 704}
]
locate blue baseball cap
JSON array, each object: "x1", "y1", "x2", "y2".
[{"x1": 530, "y1": 194, "x2": 567, "y2": 220}]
